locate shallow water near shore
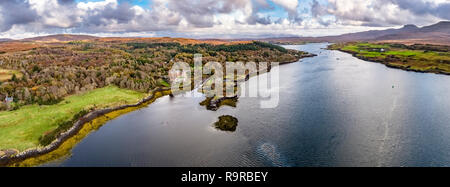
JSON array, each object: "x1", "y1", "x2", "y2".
[{"x1": 43, "y1": 43, "x2": 450, "y2": 167}]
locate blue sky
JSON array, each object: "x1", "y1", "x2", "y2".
[{"x1": 0, "y1": 0, "x2": 448, "y2": 39}]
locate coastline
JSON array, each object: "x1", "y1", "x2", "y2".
[
  {"x1": 201, "y1": 52, "x2": 317, "y2": 111},
  {"x1": 332, "y1": 48, "x2": 450, "y2": 76},
  {"x1": 0, "y1": 51, "x2": 317, "y2": 167},
  {"x1": 0, "y1": 87, "x2": 172, "y2": 167}
]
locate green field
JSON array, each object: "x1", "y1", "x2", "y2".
[
  {"x1": 329, "y1": 42, "x2": 450, "y2": 74},
  {"x1": 0, "y1": 86, "x2": 146, "y2": 151}
]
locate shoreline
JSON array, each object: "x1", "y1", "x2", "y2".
[
  {"x1": 0, "y1": 87, "x2": 172, "y2": 166},
  {"x1": 201, "y1": 52, "x2": 317, "y2": 110},
  {"x1": 332, "y1": 48, "x2": 450, "y2": 76},
  {"x1": 0, "y1": 51, "x2": 317, "y2": 167}
]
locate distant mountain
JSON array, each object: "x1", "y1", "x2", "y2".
[
  {"x1": 13, "y1": 21, "x2": 450, "y2": 45},
  {"x1": 21, "y1": 34, "x2": 98, "y2": 42},
  {"x1": 327, "y1": 24, "x2": 420, "y2": 41},
  {"x1": 17, "y1": 34, "x2": 250, "y2": 45},
  {"x1": 419, "y1": 21, "x2": 450, "y2": 32},
  {"x1": 260, "y1": 21, "x2": 450, "y2": 45},
  {"x1": 0, "y1": 38, "x2": 12, "y2": 42},
  {"x1": 374, "y1": 21, "x2": 450, "y2": 45}
]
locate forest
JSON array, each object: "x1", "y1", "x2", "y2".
[{"x1": 0, "y1": 40, "x2": 305, "y2": 111}]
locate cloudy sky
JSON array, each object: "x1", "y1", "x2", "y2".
[{"x1": 0, "y1": 0, "x2": 448, "y2": 39}]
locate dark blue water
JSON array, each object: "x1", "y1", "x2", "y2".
[{"x1": 45, "y1": 43, "x2": 450, "y2": 167}]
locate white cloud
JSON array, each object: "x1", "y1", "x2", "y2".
[
  {"x1": 271, "y1": 0, "x2": 299, "y2": 12},
  {"x1": 0, "y1": 0, "x2": 448, "y2": 39},
  {"x1": 315, "y1": 0, "x2": 447, "y2": 27}
]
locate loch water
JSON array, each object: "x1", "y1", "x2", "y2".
[{"x1": 45, "y1": 43, "x2": 450, "y2": 167}]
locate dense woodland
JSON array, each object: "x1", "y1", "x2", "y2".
[{"x1": 0, "y1": 41, "x2": 305, "y2": 110}]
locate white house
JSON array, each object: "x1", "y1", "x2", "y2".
[{"x1": 4, "y1": 96, "x2": 13, "y2": 103}]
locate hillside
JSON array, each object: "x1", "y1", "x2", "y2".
[
  {"x1": 96, "y1": 37, "x2": 251, "y2": 45},
  {"x1": 15, "y1": 34, "x2": 250, "y2": 45},
  {"x1": 259, "y1": 21, "x2": 450, "y2": 45},
  {"x1": 21, "y1": 34, "x2": 99, "y2": 42},
  {"x1": 0, "y1": 35, "x2": 252, "y2": 54},
  {"x1": 0, "y1": 38, "x2": 12, "y2": 42},
  {"x1": 376, "y1": 21, "x2": 450, "y2": 45}
]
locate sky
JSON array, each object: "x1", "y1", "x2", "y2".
[{"x1": 0, "y1": 0, "x2": 448, "y2": 39}]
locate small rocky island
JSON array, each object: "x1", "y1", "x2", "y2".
[{"x1": 214, "y1": 115, "x2": 238, "y2": 132}]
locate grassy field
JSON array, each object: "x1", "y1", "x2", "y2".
[
  {"x1": 329, "y1": 42, "x2": 450, "y2": 74},
  {"x1": 0, "y1": 86, "x2": 146, "y2": 151},
  {"x1": 0, "y1": 69, "x2": 22, "y2": 82}
]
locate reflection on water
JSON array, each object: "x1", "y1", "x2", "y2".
[{"x1": 45, "y1": 43, "x2": 450, "y2": 167}]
